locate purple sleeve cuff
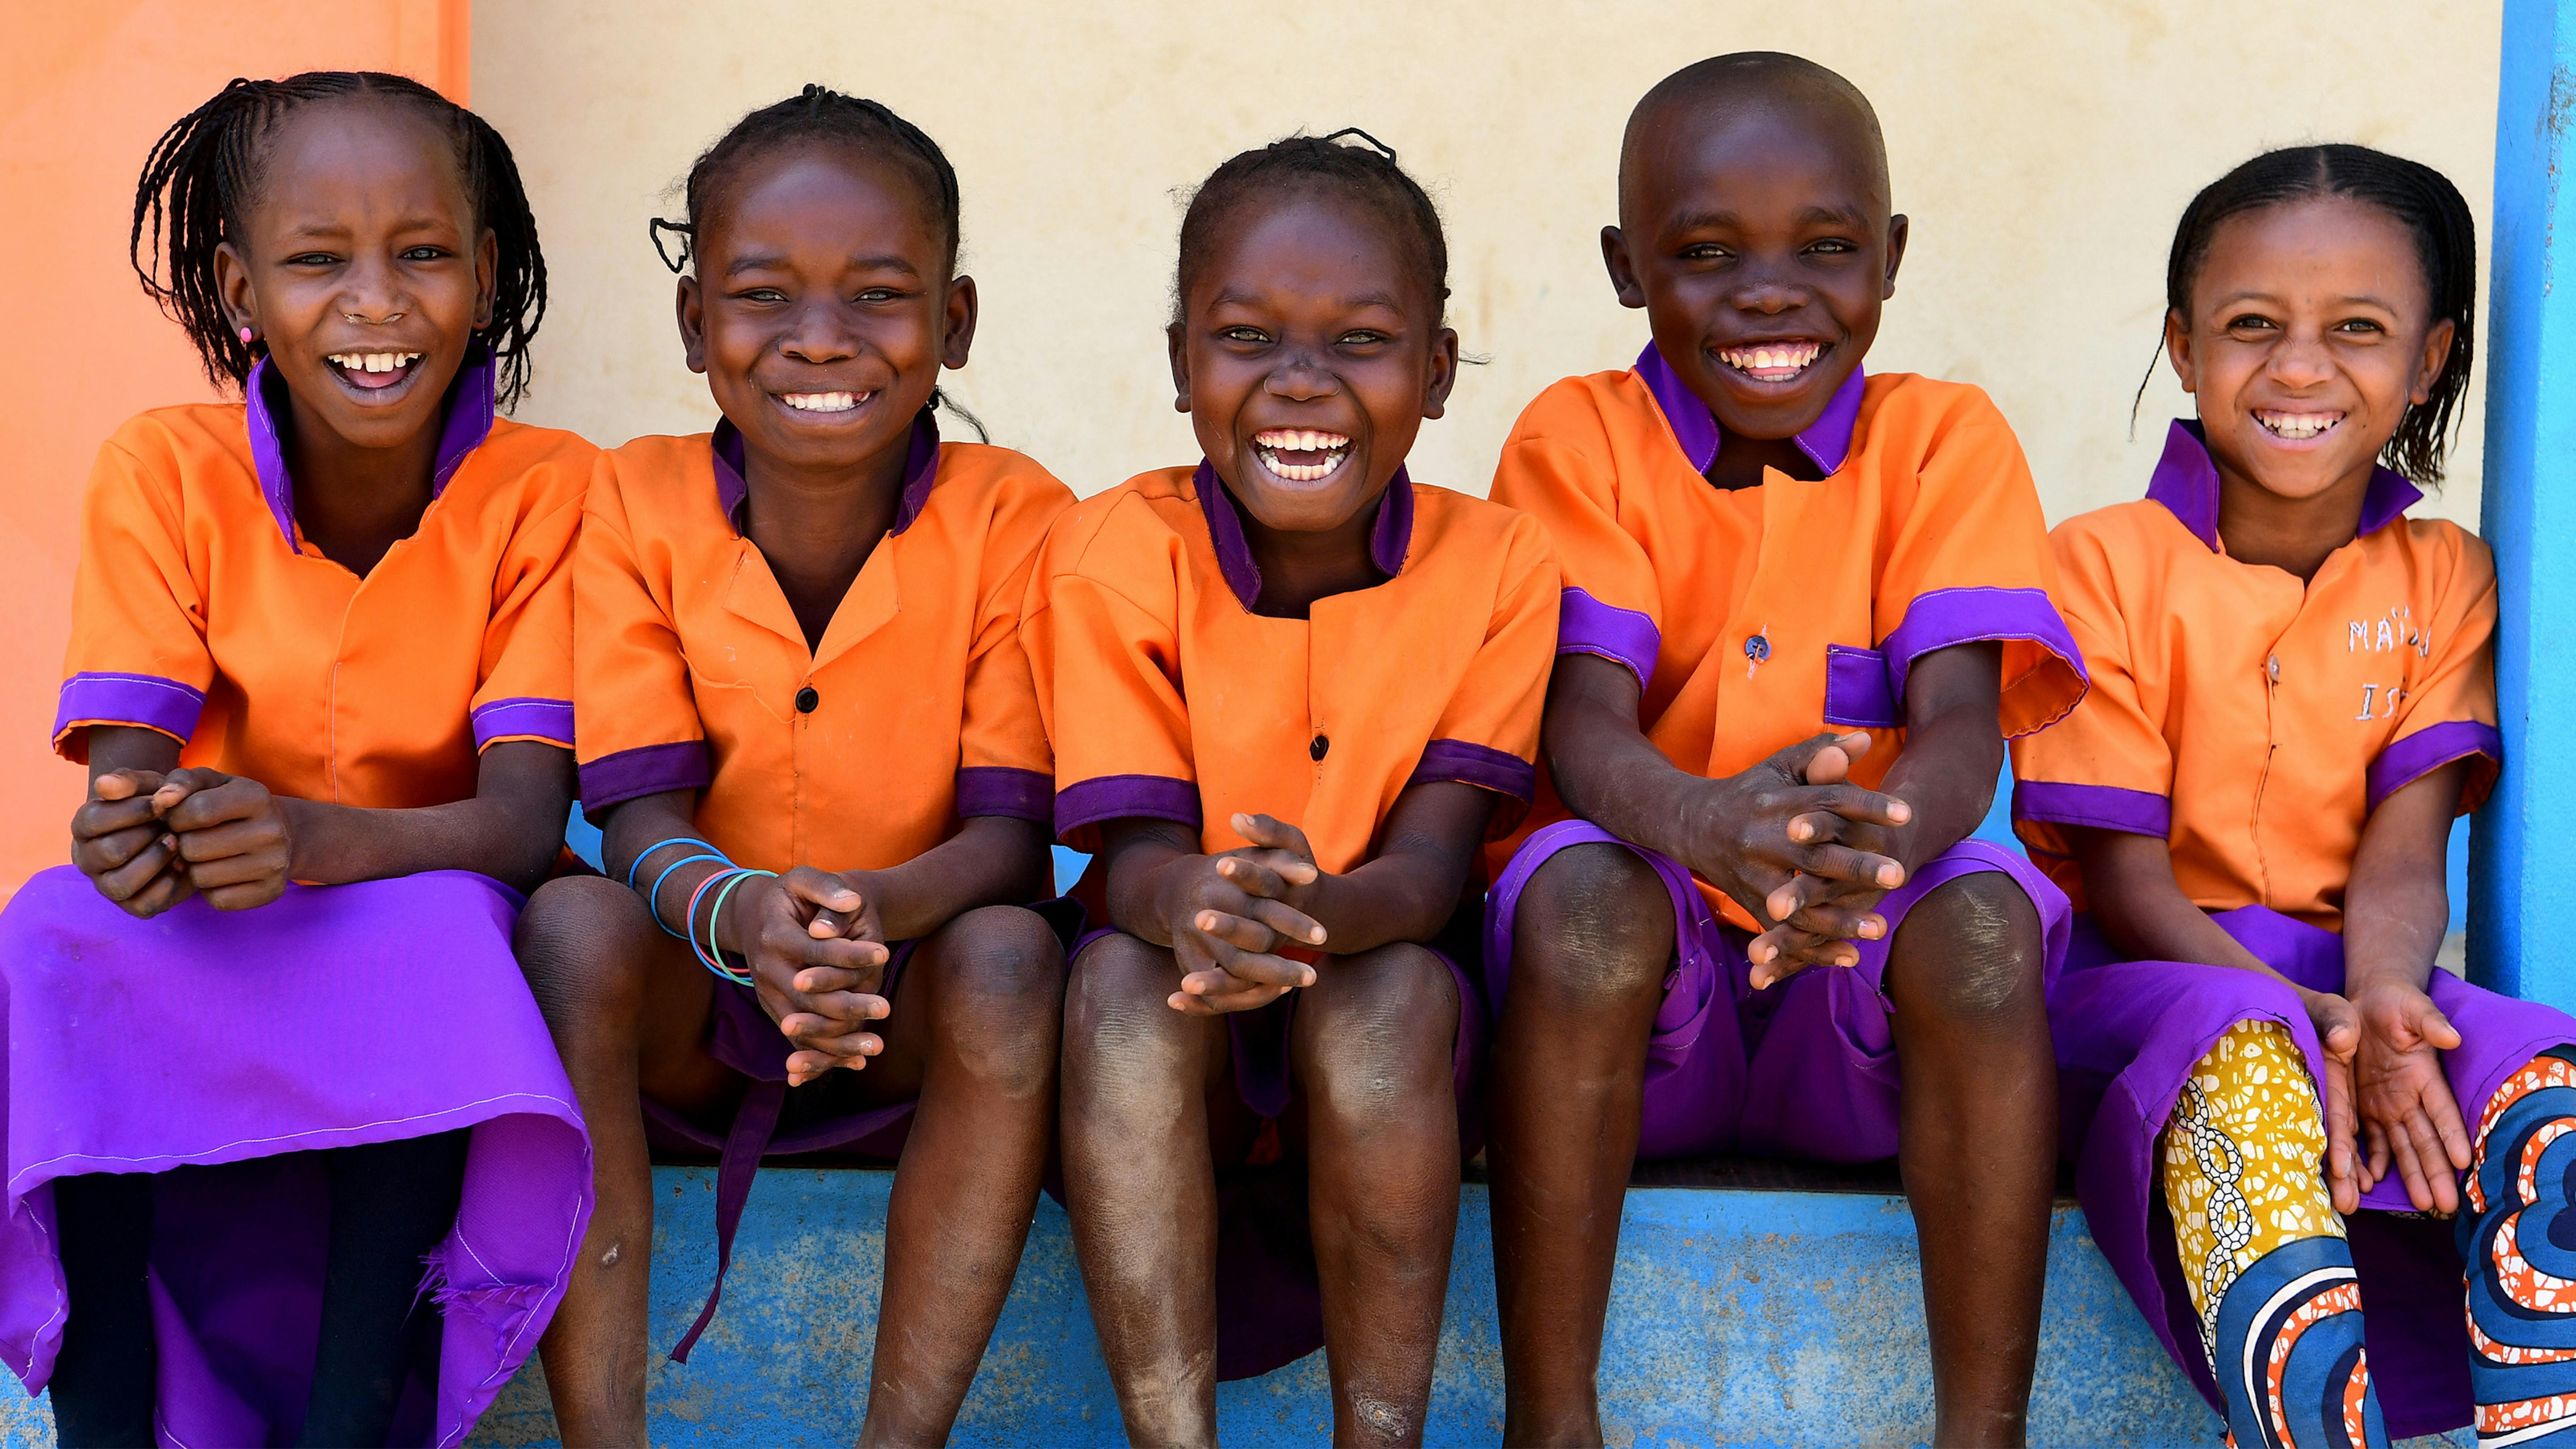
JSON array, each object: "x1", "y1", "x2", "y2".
[
  {"x1": 52, "y1": 672, "x2": 205, "y2": 744},
  {"x1": 1556, "y1": 587, "x2": 1659, "y2": 692},
  {"x1": 578, "y1": 740, "x2": 713, "y2": 813},
  {"x1": 1407, "y1": 739, "x2": 1538, "y2": 801},
  {"x1": 2012, "y1": 780, "x2": 2171, "y2": 837},
  {"x1": 470, "y1": 696, "x2": 575, "y2": 750},
  {"x1": 2367, "y1": 720, "x2": 2503, "y2": 813},
  {"x1": 957, "y1": 766, "x2": 1056, "y2": 823},
  {"x1": 1881, "y1": 586, "x2": 2088, "y2": 718},
  {"x1": 1054, "y1": 773, "x2": 1203, "y2": 848}
]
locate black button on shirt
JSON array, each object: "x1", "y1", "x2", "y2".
[
  {"x1": 795, "y1": 686, "x2": 819, "y2": 713},
  {"x1": 1310, "y1": 735, "x2": 1329, "y2": 761}
]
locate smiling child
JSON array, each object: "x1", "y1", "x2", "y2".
[
  {"x1": 1023, "y1": 132, "x2": 1556, "y2": 1445},
  {"x1": 0, "y1": 73, "x2": 593, "y2": 1447},
  {"x1": 2018, "y1": 145, "x2": 2576, "y2": 1447},
  {"x1": 511, "y1": 88, "x2": 1076, "y2": 1446},
  {"x1": 1480, "y1": 54, "x2": 2088, "y2": 1446}
]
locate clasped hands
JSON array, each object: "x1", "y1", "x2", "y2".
[
  {"x1": 1688, "y1": 731, "x2": 1915, "y2": 990},
  {"x1": 74, "y1": 767, "x2": 297, "y2": 916},
  {"x1": 713, "y1": 866, "x2": 894, "y2": 1087}
]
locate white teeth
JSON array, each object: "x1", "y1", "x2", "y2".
[
  {"x1": 1249, "y1": 427, "x2": 1352, "y2": 483},
  {"x1": 781, "y1": 391, "x2": 864, "y2": 413},
  {"x1": 2256, "y1": 410, "x2": 2344, "y2": 440},
  {"x1": 1718, "y1": 341, "x2": 1824, "y2": 377},
  {"x1": 328, "y1": 352, "x2": 419, "y2": 373}
]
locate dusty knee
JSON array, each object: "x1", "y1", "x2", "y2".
[
  {"x1": 1513, "y1": 842, "x2": 1675, "y2": 1008},
  {"x1": 924, "y1": 906, "x2": 1065, "y2": 1090},
  {"x1": 513, "y1": 874, "x2": 657, "y2": 1028},
  {"x1": 1889, "y1": 871, "x2": 2045, "y2": 1023},
  {"x1": 1298, "y1": 945, "x2": 1457, "y2": 1117},
  {"x1": 1063, "y1": 932, "x2": 1199, "y2": 1077}
]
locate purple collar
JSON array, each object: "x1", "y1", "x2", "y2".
[
  {"x1": 1635, "y1": 340, "x2": 1863, "y2": 478},
  {"x1": 2145, "y1": 419, "x2": 2421, "y2": 552},
  {"x1": 711, "y1": 408, "x2": 942, "y2": 537},
  {"x1": 1192, "y1": 459, "x2": 1415, "y2": 612},
  {"x1": 245, "y1": 348, "x2": 497, "y2": 552}
]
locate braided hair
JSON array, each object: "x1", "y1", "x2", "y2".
[
  {"x1": 131, "y1": 72, "x2": 547, "y2": 410},
  {"x1": 2145, "y1": 143, "x2": 2477, "y2": 487},
  {"x1": 1173, "y1": 130, "x2": 1450, "y2": 327},
  {"x1": 651, "y1": 84, "x2": 982, "y2": 438}
]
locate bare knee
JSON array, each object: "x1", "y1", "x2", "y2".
[
  {"x1": 1513, "y1": 842, "x2": 1674, "y2": 1010},
  {"x1": 1064, "y1": 932, "x2": 1199, "y2": 1088},
  {"x1": 922, "y1": 905, "x2": 1066, "y2": 1094},
  {"x1": 514, "y1": 874, "x2": 657, "y2": 1032},
  {"x1": 1297, "y1": 944, "x2": 1458, "y2": 1122},
  {"x1": 1888, "y1": 872, "x2": 2045, "y2": 1025}
]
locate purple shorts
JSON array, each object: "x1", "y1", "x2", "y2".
[
  {"x1": 1068, "y1": 919, "x2": 1487, "y2": 1381},
  {"x1": 2051, "y1": 907, "x2": 2576, "y2": 1438},
  {"x1": 1485, "y1": 820, "x2": 2070, "y2": 1161}
]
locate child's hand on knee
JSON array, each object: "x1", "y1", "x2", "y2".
[
  {"x1": 2350, "y1": 980, "x2": 2470, "y2": 1214},
  {"x1": 1163, "y1": 816, "x2": 1327, "y2": 1017},
  {"x1": 731, "y1": 866, "x2": 891, "y2": 1084},
  {"x1": 73, "y1": 769, "x2": 195, "y2": 917},
  {"x1": 2296, "y1": 987, "x2": 2369, "y2": 1213},
  {"x1": 1693, "y1": 733, "x2": 1911, "y2": 987}
]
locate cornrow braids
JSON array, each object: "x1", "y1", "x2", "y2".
[
  {"x1": 1173, "y1": 129, "x2": 1450, "y2": 327},
  {"x1": 130, "y1": 72, "x2": 547, "y2": 410},
  {"x1": 652, "y1": 84, "x2": 985, "y2": 439},
  {"x1": 2137, "y1": 143, "x2": 2477, "y2": 487}
]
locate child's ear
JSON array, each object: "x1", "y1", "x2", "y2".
[
  {"x1": 2163, "y1": 308, "x2": 2198, "y2": 395},
  {"x1": 1166, "y1": 321, "x2": 1192, "y2": 414},
  {"x1": 213, "y1": 240, "x2": 258, "y2": 340},
  {"x1": 941, "y1": 275, "x2": 980, "y2": 371},
  {"x1": 2411, "y1": 317, "x2": 2457, "y2": 405},
  {"x1": 1600, "y1": 226, "x2": 1648, "y2": 309},
  {"x1": 472, "y1": 227, "x2": 498, "y2": 332},
  {"x1": 675, "y1": 275, "x2": 708, "y2": 376},
  {"x1": 1422, "y1": 326, "x2": 1462, "y2": 421},
  {"x1": 1881, "y1": 214, "x2": 1910, "y2": 300}
]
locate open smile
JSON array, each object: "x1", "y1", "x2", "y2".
[
  {"x1": 1711, "y1": 339, "x2": 1828, "y2": 385},
  {"x1": 324, "y1": 351, "x2": 425, "y2": 397},
  {"x1": 1252, "y1": 428, "x2": 1351, "y2": 486},
  {"x1": 2253, "y1": 408, "x2": 2345, "y2": 443},
  {"x1": 770, "y1": 389, "x2": 874, "y2": 422}
]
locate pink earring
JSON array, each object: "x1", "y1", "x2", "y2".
[{"x1": 238, "y1": 327, "x2": 254, "y2": 345}]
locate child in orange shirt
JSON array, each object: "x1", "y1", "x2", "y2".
[
  {"x1": 1023, "y1": 133, "x2": 1556, "y2": 1443},
  {"x1": 511, "y1": 89, "x2": 1076, "y2": 1446},
  {"x1": 2017, "y1": 146, "x2": 2575, "y2": 1446},
  {"x1": 0, "y1": 74, "x2": 593, "y2": 1447},
  {"x1": 1482, "y1": 55, "x2": 2088, "y2": 1446}
]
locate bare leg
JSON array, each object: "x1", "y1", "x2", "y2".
[
  {"x1": 857, "y1": 905, "x2": 1065, "y2": 1445},
  {"x1": 1296, "y1": 942, "x2": 1465, "y2": 1449},
  {"x1": 1883, "y1": 873, "x2": 2055, "y2": 1449},
  {"x1": 1059, "y1": 932, "x2": 1234, "y2": 1447},
  {"x1": 1485, "y1": 845, "x2": 1674, "y2": 1448},
  {"x1": 516, "y1": 875, "x2": 732, "y2": 1449}
]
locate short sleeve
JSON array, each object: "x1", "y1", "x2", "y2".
[
  {"x1": 1404, "y1": 515, "x2": 1560, "y2": 837},
  {"x1": 572, "y1": 456, "x2": 712, "y2": 812},
  {"x1": 1021, "y1": 500, "x2": 1200, "y2": 851},
  {"x1": 2011, "y1": 520, "x2": 2174, "y2": 856},
  {"x1": 467, "y1": 457, "x2": 583, "y2": 753},
  {"x1": 2366, "y1": 529, "x2": 2500, "y2": 815},
  {"x1": 1490, "y1": 425, "x2": 1663, "y2": 693},
  {"x1": 53, "y1": 437, "x2": 214, "y2": 763},
  {"x1": 955, "y1": 480, "x2": 1069, "y2": 824},
  {"x1": 1873, "y1": 393, "x2": 2087, "y2": 737}
]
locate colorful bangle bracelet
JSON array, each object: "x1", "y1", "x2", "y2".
[
  {"x1": 644, "y1": 853, "x2": 729, "y2": 939},
  {"x1": 701, "y1": 869, "x2": 774, "y2": 983},
  {"x1": 626, "y1": 835, "x2": 726, "y2": 892}
]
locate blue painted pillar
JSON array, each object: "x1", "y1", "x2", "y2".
[{"x1": 2473, "y1": 0, "x2": 2576, "y2": 1005}]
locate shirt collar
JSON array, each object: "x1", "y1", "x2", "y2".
[
  {"x1": 710, "y1": 407, "x2": 943, "y2": 537},
  {"x1": 1635, "y1": 339, "x2": 1864, "y2": 478},
  {"x1": 1192, "y1": 459, "x2": 1415, "y2": 612},
  {"x1": 245, "y1": 346, "x2": 497, "y2": 551},
  {"x1": 2146, "y1": 418, "x2": 2422, "y2": 552}
]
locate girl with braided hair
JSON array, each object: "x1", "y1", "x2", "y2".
[{"x1": 0, "y1": 72, "x2": 594, "y2": 1446}]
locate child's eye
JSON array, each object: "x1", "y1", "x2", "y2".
[
  {"x1": 2333, "y1": 318, "x2": 2387, "y2": 335},
  {"x1": 1805, "y1": 239, "x2": 1858, "y2": 255},
  {"x1": 2224, "y1": 313, "x2": 2280, "y2": 333},
  {"x1": 1220, "y1": 326, "x2": 1271, "y2": 345},
  {"x1": 855, "y1": 288, "x2": 903, "y2": 304},
  {"x1": 737, "y1": 288, "x2": 789, "y2": 304},
  {"x1": 284, "y1": 252, "x2": 340, "y2": 267},
  {"x1": 399, "y1": 246, "x2": 447, "y2": 262},
  {"x1": 1335, "y1": 330, "x2": 1389, "y2": 347},
  {"x1": 1679, "y1": 243, "x2": 1733, "y2": 262}
]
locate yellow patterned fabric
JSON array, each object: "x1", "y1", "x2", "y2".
[{"x1": 2160, "y1": 1019, "x2": 2347, "y2": 1370}]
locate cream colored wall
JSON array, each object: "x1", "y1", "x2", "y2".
[{"x1": 476, "y1": 0, "x2": 2500, "y2": 527}]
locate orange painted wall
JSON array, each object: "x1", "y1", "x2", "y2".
[{"x1": 0, "y1": 1, "x2": 468, "y2": 896}]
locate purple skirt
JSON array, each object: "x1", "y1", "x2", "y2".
[
  {"x1": 0, "y1": 865, "x2": 591, "y2": 1448},
  {"x1": 1485, "y1": 820, "x2": 2070, "y2": 1160},
  {"x1": 2051, "y1": 906, "x2": 2576, "y2": 1439}
]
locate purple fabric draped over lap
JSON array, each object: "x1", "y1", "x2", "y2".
[
  {"x1": 1485, "y1": 820, "x2": 2069, "y2": 1160},
  {"x1": 0, "y1": 865, "x2": 591, "y2": 1449},
  {"x1": 2049, "y1": 905, "x2": 2576, "y2": 1440}
]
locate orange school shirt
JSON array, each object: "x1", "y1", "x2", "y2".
[
  {"x1": 1489, "y1": 342, "x2": 2087, "y2": 928},
  {"x1": 1022, "y1": 463, "x2": 1558, "y2": 876},
  {"x1": 53, "y1": 354, "x2": 589, "y2": 808},
  {"x1": 2011, "y1": 421, "x2": 2499, "y2": 931},
  {"x1": 575, "y1": 414, "x2": 1069, "y2": 873}
]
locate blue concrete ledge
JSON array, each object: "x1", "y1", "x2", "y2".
[{"x1": 0, "y1": 1164, "x2": 2480, "y2": 1447}]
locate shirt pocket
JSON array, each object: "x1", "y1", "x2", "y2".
[{"x1": 1821, "y1": 644, "x2": 1900, "y2": 729}]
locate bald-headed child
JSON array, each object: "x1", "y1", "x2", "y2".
[{"x1": 1482, "y1": 54, "x2": 2086, "y2": 1446}]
